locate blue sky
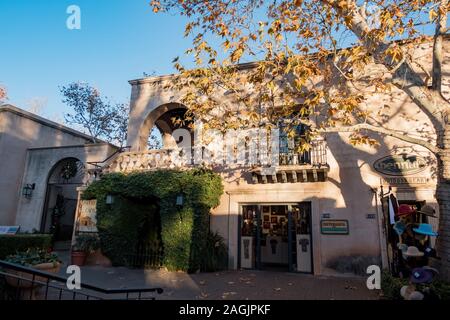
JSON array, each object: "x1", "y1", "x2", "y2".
[
  {"x1": 0, "y1": 0, "x2": 192, "y2": 120},
  {"x1": 0, "y1": 1, "x2": 438, "y2": 122}
]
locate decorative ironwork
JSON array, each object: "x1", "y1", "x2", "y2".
[{"x1": 0, "y1": 260, "x2": 163, "y2": 300}]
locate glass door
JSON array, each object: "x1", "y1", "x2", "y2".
[
  {"x1": 240, "y1": 205, "x2": 258, "y2": 269},
  {"x1": 292, "y1": 203, "x2": 313, "y2": 273}
]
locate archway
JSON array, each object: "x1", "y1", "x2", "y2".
[
  {"x1": 138, "y1": 103, "x2": 194, "y2": 151},
  {"x1": 41, "y1": 158, "x2": 85, "y2": 245}
]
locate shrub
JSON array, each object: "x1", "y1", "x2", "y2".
[
  {"x1": 82, "y1": 169, "x2": 224, "y2": 272},
  {"x1": 72, "y1": 234, "x2": 100, "y2": 253},
  {"x1": 380, "y1": 270, "x2": 450, "y2": 300},
  {"x1": 0, "y1": 234, "x2": 52, "y2": 260},
  {"x1": 4, "y1": 249, "x2": 60, "y2": 267},
  {"x1": 427, "y1": 280, "x2": 450, "y2": 300},
  {"x1": 381, "y1": 270, "x2": 408, "y2": 300},
  {"x1": 200, "y1": 231, "x2": 228, "y2": 272}
]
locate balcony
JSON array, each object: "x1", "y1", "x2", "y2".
[
  {"x1": 99, "y1": 138, "x2": 328, "y2": 184},
  {"x1": 250, "y1": 138, "x2": 329, "y2": 184}
]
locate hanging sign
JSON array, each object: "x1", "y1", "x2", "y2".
[
  {"x1": 320, "y1": 220, "x2": 349, "y2": 235},
  {"x1": 373, "y1": 154, "x2": 428, "y2": 176},
  {"x1": 76, "y1": 200, "x2": 98, "y2": 232}
]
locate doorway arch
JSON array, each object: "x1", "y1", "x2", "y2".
[{"x1": 41, "y1": 158, "x2": 85, "y2": 243}]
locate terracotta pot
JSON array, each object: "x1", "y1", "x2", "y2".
[{"x1": 71, "y1": 251, "x2": 87, "y2": 266}]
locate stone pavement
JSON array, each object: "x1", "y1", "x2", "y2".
[{"x1": 55, "y1": 252, "x2": 379, "y2": 300}]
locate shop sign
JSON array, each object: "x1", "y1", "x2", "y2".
[
  {"x1": 76, "y1": 199, "x2": 98, "y2": 232},
  {"x1": 320, "y1": 220, "x2": 349, "y2": 235},
  {"x1": 381, "y1": 176, "x2": 430, "y2": 185},
  {"x1": 373, "y1": 154, "x2": 428, "y2": 176}
]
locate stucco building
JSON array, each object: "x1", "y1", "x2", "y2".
[
  {"x1": 0, "y1": 105, "x2": 117, "y2": 244},
  {"x1": 1, "y1": 36, "x2": 447, "y2": 277},
  {"x1": 98, "y1": 37, "x2": 448, "y2": 275}
]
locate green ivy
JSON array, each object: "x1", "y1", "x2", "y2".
[{"x1": 82, "y1": 169, "x2": 224, "y2": 272}]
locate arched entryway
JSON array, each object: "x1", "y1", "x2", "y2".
[{"x1": 41, "y1": 158, "x2": 85, "y2": 245}]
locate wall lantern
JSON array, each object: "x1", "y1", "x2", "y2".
[
  {"x1": 176, "y1": 193, "x2": 185, "y2": 222},
  {"x1": 22, "y1": 183, "x2": 35, "y2": 198},
  {"x1": 106, "y1": 194, "x2": 115, "y2": 205},
  {"x1": 176, "y1": 193, "x2": 184, "y2": 207}
]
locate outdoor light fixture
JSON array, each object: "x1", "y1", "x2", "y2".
[
  {"x1": 106, "y1": 194, "x2": 115, "y2": 205},
  {"x1": 22, "y1": 183, "x2": 35, "y2": 198},
  {"x1": 176, "y1": 193, "x2": 184, "y2": 207}
]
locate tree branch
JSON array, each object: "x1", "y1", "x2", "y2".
[
  {"x1": 319, "y1": 123, "x2": 441, "y2": 154},
  {"x1": 431, "y1": 0, "x2": 448, "y2": 93},
  {"x1": 328, "y1": 0, "x2": 446, "y2": 132}
]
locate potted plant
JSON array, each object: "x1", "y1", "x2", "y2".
[
  {"x1": 71, "y1": 234, "x2": 100, "y2": 266},
  {"x1": 4, "y1": 249, "x2": 61, "y2": 289}
]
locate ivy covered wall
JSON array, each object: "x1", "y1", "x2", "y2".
[{"x1": 82, "y1": 169, "x2": 225, "y2": 272}]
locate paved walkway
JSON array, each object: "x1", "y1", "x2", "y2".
[{"x1": 54, "y1": 253, "x2": 379, "y2": 300}]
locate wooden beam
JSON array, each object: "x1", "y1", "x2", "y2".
[
  {"x1": 302, "y1": 170, "x2": 308, "y2": 182},
  {"x1": 272, "y1": 174, "x2": 278, "y2": 183},
  {"x1": 281, "y1": 171, "x2": 288, "y2": 183}
]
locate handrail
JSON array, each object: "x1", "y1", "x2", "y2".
[{"x1": 0, "y1": 260, "x2": 163, "y2": 296}]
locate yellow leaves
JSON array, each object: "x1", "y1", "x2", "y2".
[
  {"x1": 429, "y1": 9, "x2": 438, "y2": 22},
  {"x1": 151, "y1": 1, "x2": 161, "y2": 13},
  {"x1": 385, "y1": 46, "x2": 403, "y2": 63},
  {"x1": 222, "y1": 39, "x2": 231, "y2": 51},
  {"x1": 294, "y1": 78, "x2": 305, "y2": 90},
  {"x1": 185, "y1": 23, "x2": 194, "y2": 37},
  {"x1": 349, "y1": 134, "x2": 380, "y2": 147},
  {"x1": 230, "y1": 47, "x2": 244, "y2": 63}
]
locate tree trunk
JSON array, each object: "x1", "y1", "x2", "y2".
[{"x1": 436, "y1": 124, "x2": 450, "y2": 280}]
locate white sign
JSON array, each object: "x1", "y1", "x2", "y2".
[
  {"x1": 0, "y1": 226, "x2": 20, "y2": 235},
  {"x1": 76, "y1": 200, "x2": 98, "y2": 232}
]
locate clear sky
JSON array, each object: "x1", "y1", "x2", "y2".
[
  {"x1": 1, "y1": 1, "x2": 438, "y2": 123},
  {"x1": 0, "y1": 0, "x2": 192, "y2": 120}
]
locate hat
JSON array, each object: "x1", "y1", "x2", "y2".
[
  {"x1": 400, "y1": 285, "x2": 415, "y2": 299},
  {"x1": 393, "y1": 221, "x2": 406, "y2": 235},
  {"x1": 424, "y1": 247, "x2": 437, "y2": 258},
  {"x1": 402, "y1": 246, "x2": 424, "y2": 258},
  {"x1": 423, "y1": 266, "x2": 439, "y2": 276},
  {"x1": 400, "y1": 285, "x2": 425, "y2": 300},
  {"x1": 413, "y1": 224, "x2": 438, "y2": 237},
  {"x1": 396, "y1": 204, "x2": 415, "y2": 217},
  {"x1": 408, "y1": 291, "x2": 425, "y2": 300},
  {"x1": 410, "y1": 267, "x2": 434, "y2": 284},
  {"x1": 417, "y1": 205, "x2": 436, "y2": 217}
]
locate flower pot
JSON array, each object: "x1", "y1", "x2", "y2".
[{"x1": 71, "y1": 251, "x2": 87, "y2": 266}]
